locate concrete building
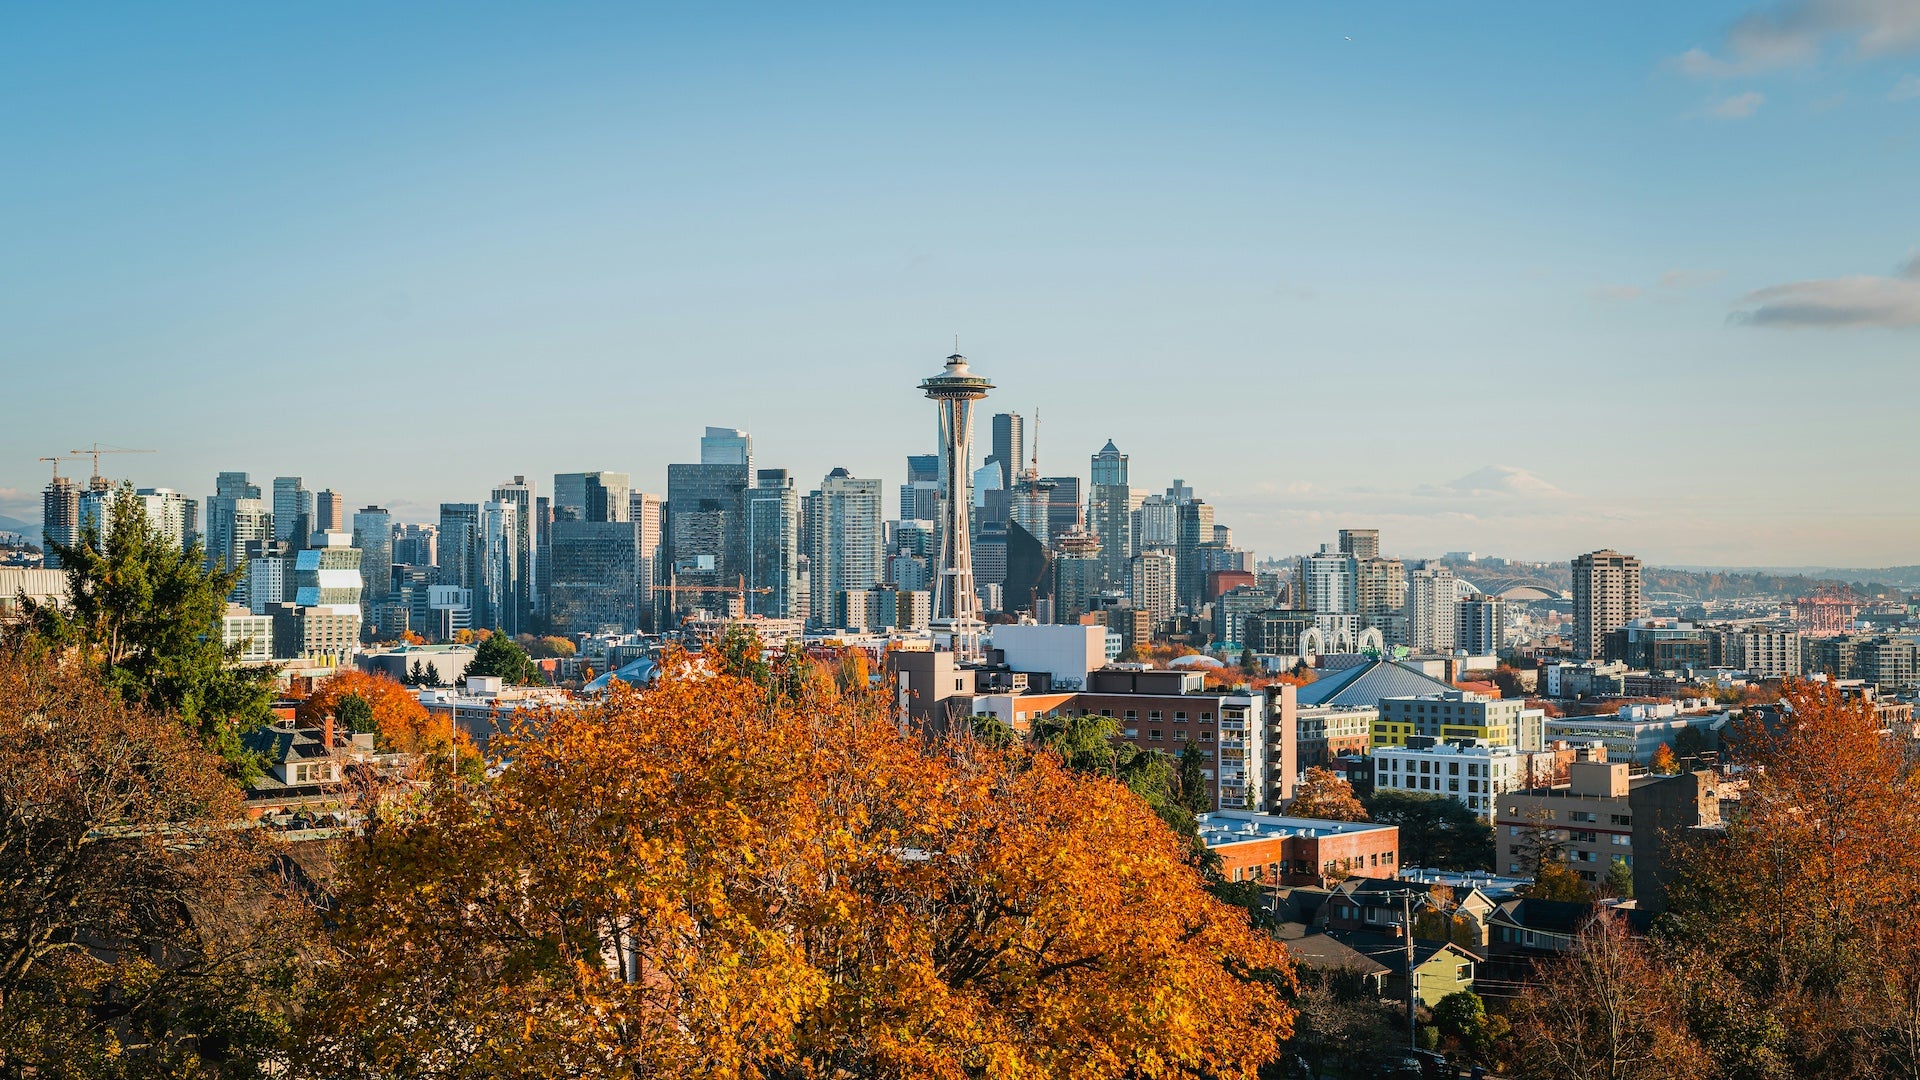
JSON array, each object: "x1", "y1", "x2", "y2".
[
  {"x1": 1338, "y1": 529, "x2": 1380, "y2": 561},
  {"x1": 40, "y1": 474, "x2": 81, "y2": 567},
  {"x1": 548, "y1": 520, "x2": 644, "y2": 634},
  {"x1": 1214, "y1": 584, "x2": 1279, "y2": 651},
  {"x1": 745, "y1": 469, "x2": 802, "y2": 619},
  {"x1": 1297, "y1": 705, "x2": 1377, "y2": 767},
  {"x1": 1571, "y1": 550, "x2": 1643, "y2": 661},
  {"x1": 1373, "y1": 690, "x2": 1537, "y2": 751},
  {"x1": 1455, "y1": 594, "x2": 1507, "y2": 656},
  {"x1": 1129, "y1": 547, "x2": 1177, "y2": 625},
  {"x1": 1496, "y1": 760, "x2": 1724, "y2": 908},
  {"x1": 314, "y1": 489, "x2": 344, "y2": 533},
  {"x1": 1373, "y1": 739, "x2": 1529, "y2": 817},
  {"x1": 988, "y1": 622, "x2": 1110, "y2": 690},
  {"x1": 1711, "y1": 627, "x2": 1803, "y2": 677},
  {"x1": 1301, "y1": 544, "x2": 1357, "y2": 616},
  {"x1": 805, "y1": 468, "x2": 884, "y2": 629},
  {"x1": 1406, "y1": 565, "x2": 1457, "y2": 654}
]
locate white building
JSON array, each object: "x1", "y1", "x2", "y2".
[
  {"x1": 988, "y1": 622, "x2": 1110, "y2": 690},
  {"x1": 222, "y1": 605, "x2": 275, "y2": 665},
  {"x1": 1129, "y1": 548, "x2": 1177, "y2": 623},
  {"x1": 1373, "y1": 740, "x2": 1527, "y2": 816},
  {"x1": 1543, "y1": 706, "x2": 1727, "y2": 765},
  {"x1": 1301, "y1": 545, "x2": 1357, "y2": 615},
  {"x1": 1406, "y1": 566, "x2": 1457, "y2": 654}
]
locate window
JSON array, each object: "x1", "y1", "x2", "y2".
[
  {"x1": 1125, "y1": 710, "x2": 1137, "y2": 720},
  {"x1": 1173, "y1": 730, "x2": 1187, "y2": 741},
  {"x1": 1201, "y1": 731, "x2": 1214, "y2": 741},
  {"x1": 1610, "y1": 814, "x2": 1632, "y2": 826},
  {"x1": 1202, "y1": 712, "x2": 1213, "y2": 721},
  {"x1": 1149, "y1": 729, "x2": 1163, "y2": 740},
  {"x1": 1449, "y1": 762, "x2": 1460, "y2": 775},
  {"x1": 1149, "y1": 711, "x2": 1162, "y2": 722},
  {"x1": 1610, "y1": 834, "x2": 1631, "y2": 847},
  {"x1": 1175, "y1": 711, "x2": 1188, "y2": 722},
  {"x1": 1570, "y1": 830, "x2": 1598, "y2": 844},
  {"x1": 1570, "y1": 811, "x2": 1597, "y2": 823}
]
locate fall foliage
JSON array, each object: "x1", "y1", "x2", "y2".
[
  {"x1": 295, "y1": 668, "x2": 477, "y2": 766},
  {"x1": 299, "y1": 649, "x2": 1295, "y2": 1078},
  {"x1": 1512, "y1": 911, "x2": 1710, "y2": 1079},
  {"x1": 1287, "y1": 767, "x2": 1369, "y2": 822}
]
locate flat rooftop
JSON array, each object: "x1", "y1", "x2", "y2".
[{"x1": 1196, "y1": 809, "x2": 1394, "y2": 847}]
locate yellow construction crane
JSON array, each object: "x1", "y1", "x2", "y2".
[
  {"x1": 67, "y1": 442, "x2": 155, "y2": 484},
  {"x1": 37, "y1": 454, "x2": 85, "y2": 481}
]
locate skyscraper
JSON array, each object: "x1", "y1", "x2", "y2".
[
  {"x1": 553, "y1": 471, "x2": 632, "y2": 523},
  {"x1": 437, "y1": 503, "x2": 481, "y2": 593},
  {"x1": 700, "y1": 426, "x2": 753, "y2": 470},
  {"x1": 805, "y1": 468, "x2": 884, "y2": 628},
  {"x1": 548, "y1": 519, "x2": 643, "y2": 633},
  {"x1": 1174, "y1": 497, "x2": 1214, "y2": 614},
  {"x1": 924, "y1": 354, "x2": 994, "y2": 651},
  {"x1": 628, "y1": 491, "x2": 664, "y2": 627},
  {"x1": 272, "y1": 477, "x2": 311, "y2": 544},
  {"x1": 205, "y1": 472, "x2": 262, "y2": 573},
  {"x1": 1042, "y1": 475, "x2": 1081, "y2": 546},
  {"x1": 1338, "y1": 529, "x2": 1380, "y2": 561},
  {"x1": 745, "y1": 469, "x2": 801, "y2": 618},
  {"x1": 490, "y1": 477, "x2": 537, "y2": 626},
  {"x1": 664, "y1": 462, "x2": 749, "y2": 605},
  {"x1": 1456, "y1": 593, "x2": 1507, "y2": 655},
  {"x1": 392, "y1": 523, "x2": 437, "y2": 568},
  {"x1": 1572, "y1": 549, "x2": 1643, "y2": 661},
  {"x1": 990, "y1": 412, "x2": 1023, "y2": 493},
  {"x1": 478, "y1": 500, "x2": 521, "y2": 634},
  {"x1": 1301, "y1": 545, "x2": 1358, "y2": 615},
  {"x1": 901, "y1": 454, "x2": 939, "y2": 522},
  {"x1": 352, "y1": 506, "x2": 393, "y2": 630},
  {"x1": 1090, "y1": 439, "x2": 1128, "y2": 488},
  {"x1": 314, "y1": 489, "x2": 345, "y2": 534},
  {"x1": 40, "y1": 474, "x2": 79, "y2": 568},
  {"x1": 1406, "y1": 565, "x2": 1458, "y2": 654}
]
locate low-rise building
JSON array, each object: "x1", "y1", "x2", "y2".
[
  {"x1": 417, "y1": 675, "x2": 570, "y2": 751},
  {"x1": 1373, "y1": 690, "x2": 1537, "y2": 751},
  {"x1": 1296, "y1": 704, "x2": 1376, "y2": 767},
  {"x1": 1542, "y1": 705, "x2": 1728, "y2": 766},
  {"x1": 1198, "y1": 809, "x2": 1401, "y2": 887},
  {"x1": 1371, "y1": 739, "x2": 1531, "y2": 817}
]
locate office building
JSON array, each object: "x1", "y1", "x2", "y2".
[
  {"x1": 1373, "y1": 740, "x2": 1528, "y2": 816},
  {"x1": 272, "y1": 477, "x2": 312, "y2": 544},
  {"x1": 490, "y1": 477, "x2": 537, "y2": 625},
  {"x1": 664, "y1": 461, "x2": 749, "y2": 602},
  {"x1": 1571, "y1": 550, "x2": 1643, "y2": 661},
  {"x1": 314, "y1": 489, "x2": 344, "y2": 534},
  {"x1": 244, "y1": 540, "x2": 295, "y2": 615},
  {"x1": 1087, "y1": 481, "x2": 1134, "y2": 592},
  {"x1": 628, "y1": 491, "x2": 664, "y2": 625},
  {"x1": 991, "y1": 411, "x2": 1024, "y2": 492},
  {"x1": 700, "y1": 426, "x2": 752, "y2": 469},
  {"x1": 1406, "y1": 565, "x2": 1457, "y2": 653},
  {"x1": 1496, "y1": 759, "x2": 1725, "y2": 907},
  {"x1": 1049, "y1": 531, "x2": 1103, "y2": 624},
  {"x1": 1130, "y1": 547, "x2": 1177, "y2": 624},
  {"x1": 477, "y1": 500, "x2": 521, "y2": 634},
  {"x1": 351, "y1": 506, "x2": 393, "y2": 629},
  {"x1": 1009, "y1": 471, "x2": 1057, "y2": 547},
  {"x1": 901, "y1": 454, "x2": 939, "y2": 522},
  {"x1": 1090, "y1": 438, "x2": 1128, "y2": 488},
  {"x1": 1338, "y1": 529, "x2": 1380, "y2": 561},
  {"x1": 392, "y1": 523, "x2": 436, "y2": 567},
  {"x1": 205, "y1": 472, "x2": 262, "y2": 573},
  {"x1": 1373, "y1": 691, "x2": 1537, "y2": 751},
  {"x1": 273, "y1": 532, "x2": 364, "y2": 661},
  {"x1": 548, "y1": 520, "x2": 644, "y2": 633},
  {"x1": 1214, "y1": 584, "x2": 1279, "y2": 651},
  {"x1": 745, "y1": 469, "x2": 802, "y2": 618},
  {"x1": 805, "y1": 468, "x2": 884, "y2": 628},
  {"x1": 436, "y1": 503, "x2": 481, "y2": 593},
  {"x1": 1174, "y1": 497, "x2": 1214, "y2": 614},
  {"x1": 1455, "y1": 594, "x2": 1507, "y2": 655},
  {"x1": 1301, "y1": 545, "x2": 1358, "y2": 615},
  {"x1": 554, "y1": 471, "x2": 632, "y2": 523},
  {"x1": 1136, "y1": 491, "x2": 1179, "y2": 550},
  {"x1": 1043, "y1": 476, "x2": 1081, "y2": 546}
]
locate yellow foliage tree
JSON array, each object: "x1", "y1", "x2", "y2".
[
  {"x1": 295, "y1": 668, "x2": 477, "y2": 769},
  {"x1": 299, "y1": 650, "x2": 1295, "y2": 1078}
]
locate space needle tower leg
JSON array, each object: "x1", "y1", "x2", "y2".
[{"x1": 919, "y1": 351, "x2": 993, "y2": 660}]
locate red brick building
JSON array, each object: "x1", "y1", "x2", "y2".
[{"x1": 1198, "y1": 810, "x2": 1401, "y2": 887}]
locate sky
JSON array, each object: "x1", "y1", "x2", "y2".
[{"x1": 2, "y1": 1, "x2": 1917, "y2": 567}]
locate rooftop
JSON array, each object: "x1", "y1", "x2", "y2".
[
  {"x1": 1196, "y1": 809, "x2": 1395, "y2": 847},
  {"x1": 1296, "y1": 659, "x2": 1460, "y2": 709}
]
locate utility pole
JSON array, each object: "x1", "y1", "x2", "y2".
[{"x1": 1403, "y1": 889, "x2": 1417, "y2": 1051}]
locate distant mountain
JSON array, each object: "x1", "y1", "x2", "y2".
[{"x1": 0, "y1": 513, "x2": 35, "y2": 535}]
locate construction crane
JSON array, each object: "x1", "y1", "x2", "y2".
[
  {"x1": 67, "y1": 442, "x2": 154, "y2": 485},
  {"x1": 38, "y1": 454, "x2": 85, "y2": 482},
  {"x1": 655, "y1": 574, "x2": 773, "y2": 601}
]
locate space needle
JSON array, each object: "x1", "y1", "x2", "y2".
[{"x1": 920, "y1": 349, "x2": 993, "y2": 658}]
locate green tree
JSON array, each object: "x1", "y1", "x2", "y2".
[
  {"x1": 335, "y1": 691, "x2": 376, "y2": 734},
  {"x1": 1362, "y1": 789, "x2": 1496, "y2": 870},
  {"x1": 970, "y1": 714, "x2": 1018, "y2": 748},
  {"x1": 1672, "y1": 725, "x2": 1706, "y2": 765},
  {"x1": 408, "y1": 659, "x2": 426, "y2": 686},
  {"x1": 16, "y1": 485, "x2": 275, "y2": 777},
  {"x1": 1032, "y1": 714, "x2": 1196, "y2": 841},
  {"x1": 1179, "y1": 741, "x2": 1212, "y2": 815},
  {"x1": 1604, "y1": 856, "x2": 1635, "y2": 899},
  {"x1": 464, "y1": 633, "x2": 542, "y2": 685},
  {"x1": 710, "y1": 624, "x2": 770, "y2": 685}
]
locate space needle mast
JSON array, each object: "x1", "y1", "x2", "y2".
[{"x1": 919, "y1": 347, "x2": 993, "y2": 658}]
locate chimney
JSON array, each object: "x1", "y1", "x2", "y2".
[{"x1": 324, "y1": 712, "x2": 334, "y2": 754}]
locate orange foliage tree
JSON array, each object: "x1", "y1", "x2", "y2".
[
  {"x1": 1287, "y1": 767, "x2": 1369, "y2": 822},
  {"x1": 295, "y1": 669, "x2": 475, "y2": 765},
  {"x1": 299, "y1": 650, "x2": 1295, "y2": 1078}
]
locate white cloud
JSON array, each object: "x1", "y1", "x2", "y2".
[
  {"x1": 1733, "y1": 255, "x2": 1920, "y2": 327},
  {"x1": 1413, "y1": 466, "x2": 1570, "y2": 501},
  {"x1": 1711, "y1": 90, "x2": 1767, "y2": 117},
  {"x1": 1891, "y1": 73, "x2": 1920, "y2": 100},
  {"x1": 1674, "y1": 0, "x2": 1920, "y2": 77}
]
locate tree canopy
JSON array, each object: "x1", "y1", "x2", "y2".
[
  {"x1": 1287, "y1": 767, "x2": 1369, "y2": 822},
  {"x1": 14, "y1": 485, "x2": 276, "y2": 776},
  {"x1": 1361, "y1": 789, "x2": 1495, "y2": 870},
  {"x1": 462, "y1": 632, "x2": 542, "y2": 685}
]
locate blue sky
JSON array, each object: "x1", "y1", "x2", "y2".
[{"x1": 3, "y1": 2, "x2": 1917, "y2": 565}]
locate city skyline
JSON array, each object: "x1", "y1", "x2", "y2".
[{"x1": 4, "y1": 3, "x2": 1919, "y2": 565}]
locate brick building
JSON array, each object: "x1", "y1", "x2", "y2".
[{"x1": 1199, "y1": 810, "x2": 1401, "y2": 887}]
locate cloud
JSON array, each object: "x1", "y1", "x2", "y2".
[
  {"x1": 1413, "y1": 466, "x2": 1570, "y2": 501},
  {"x1": 1892, "y1": 73, "x2": 1920, "y2": 100},
  {"x1": 1733, "y1": 255, "x2": 1920, "y2": 327},
  {"x1": 1594, "y1": 284, "x2": 1643, "y2": 302},
  {"x1": 1674, "y1": 0, "x2": 1920, "y2": 76},
  {"x1": 1711, "y1": 90, "x2": 1767, "y2": 117}
]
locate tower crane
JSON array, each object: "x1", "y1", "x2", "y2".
[
  {"x1": 38, "y1": 454, "x2": 85, "y2": 481},
  {"x1": 67, "y1": 442, "x2": 155, "y2": 485}
]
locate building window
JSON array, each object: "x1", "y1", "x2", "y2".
[
  {"x1": 1149, "y1": 729, "x2": 1163, "y2": 739},
  {"x1": 1175, "y1": 711, "x2": 1188, "y2": 722},
  {"x1": 1150, "y1": 711, "x2": 1162, "y2": 722},
  {"x1": 1201, "y1": 731, "x2": 1213, "y2": 741}
]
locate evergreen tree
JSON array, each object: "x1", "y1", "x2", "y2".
[
  {"x1": 335, "y1": 692, "x2": 376, "y2": 735},
  {"x1": 17, "y1": 485, "x2": 275, "y2": 777},
  {"x1": 464, "y1": 633, "x2": 541, "y2": 685},
  {"x1": 409, "y1": 659, "x2": 426, "y2": 686},
  {"x1": 1179, "y1": 741, "x2": 1212, "y2": 815}
]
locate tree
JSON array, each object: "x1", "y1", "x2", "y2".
[
  {"x1": 1603, "y1": 856, "x2": 1634, "y2": 900},
  {"x1": 1288, "y1": 767, "x2": 1369, "y2": 822},
  {"x1": 296, "y1": 668, "x2": 477, "y2": 767},
  {"x1": 408, "y1": 658, "x2": 426, "y2": 685},
  {"x1": 1511, "y1": 911, "x2": 1709, "y2": 1079},
  {"x1": 1523, "y1": 859, "x2": 1594, "y2": 904},
  {"x1": 1433, "y1": 990, "x2": 1509, "y2": 1066},
  {"x1": 525, "y1": 635, "x2": 577, "y2": 659},
  {"x1": 0, "y1": 641, "x2": 307, "y2": 1076},
  {"x1": 463, "y1": 633, "x2": 541, "y2": 685},
  {"x1": 335, "y1": 692, "x2": 375, "y2": 734},
  {"x1": 299, "y1": 652, "x2": 1296, "y2": 1078},
  {"x1": 710, "y1": 624, "x2": 771, "y2": 685},
  {"x1": 1179, "y1": 741, "x2": 1211, "y2": 815},
  {"x1": 1362, "y1": 789, "x2": 1495, "y2": 870},
  {"x1": 1033, "y1": 713, "x2": 1197, "y2": 841},
  {"x1": 16, "y1": 485, "x2": 276, "y2": 777},
  {"x1": 1282, "y1": 967, "x2": 1405, "y2": 1079},
  {"x1": 1671, "y1": 725, "x2": 1706, "y2": 765},
  {"x1": 1650, "y1": 742, "x2": 1679, "y2": 775}
]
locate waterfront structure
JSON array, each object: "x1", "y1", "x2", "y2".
[
  {"x1": 921, "y1": 353, "x2": 993, "y2": 653},
  {"x1": 1572, "y1": 549, "x2": 1643, "y2": 661}
]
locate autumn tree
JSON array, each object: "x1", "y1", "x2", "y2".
[
  {"x1": 1281, "y1": 967, "x2": 1405, "y2": 1079},
  {"x1": 1649, "y1": 742, "x2": 1678, "y2": 775},
  {"x1": 296, "y1": 668, "x2": 478, "y2": 769},
  {"x1": 0, "y1": 641, "x2": 308, "y2": 1076},
  {"x1": 298, "y1": 653, "x2": 1295, "y2": 1078},
  {"x1": 1511, "y1": 911, "x2": 1709, "y2": 1079},
  {"x1": 1288, "y1": 767, "x2": 1369, "y2": 822},
  {"x1": 15, "y1": 485, "x2": 277, "y2": 776}
]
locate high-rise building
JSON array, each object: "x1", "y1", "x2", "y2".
[
  {"x1": 1043, "y1": 476, "x2": 1081, "y2": 547},
  {"x1": 244, "y1": 540, "x2": 294, "y2": 614},
  {"x1": 901, "y1": 454, "x2": 940, "y2": 523},
  {"x1": 352, "y1": 506, "x2": 393, "y2": 632},
  {"x1": 1572, "y1": 550, "x2": 1644, "y2": 661},
  {"x1": 490, "y1": 477, "x2": 537, "y2": 627},
  {"x1": 548, "y1": 520, "x2": 643, "y2": 633},
  {"x1": 272, "y1": 477, "x2": 311, "y2": 544},
  {"x1": 274, "y1": 532, "x2": 363, "y2": 661},
  {"x1": 478, "y1": 500, "x2": 521, "y2": 634},
  {"x1": 664, "y1": 463, "x2": 749, "y2": 600},
  {"x1": 1407, "y1": 565, "x2": 1458, "y2": 653},
  {"x1": 990, "y1": 412, "x2": 1024, "y2": 493},
  {"x1": 1130, "y1": 547, "x2": 1177, "y2": 625},
  {"x1": 1174, "y1": 499, "x2": 1214, "y2": 614},
  {"x1": 745, "y1": 469, "x2": 801, "y2": 618},
  {"x1": 205, "y1": 472, "x2": 262, "y2": 573},
  {"x1": 132, "y1": 488, "x2": 196, "y2": 549},
  {"x1": 628, "y1": 491, "x2": 664, "y2": 626},
  {"x1": 805, "y1": 468, "x2": 884, "y2": 628},
  {"x1": 1456, "y1": 593, "x2": 1507, "y2": 655},
  {"x1": 1088, "y1": 481, "x2": 1134, "y2": 593},
  {"x1": 436, "y1": 503, "x2": 481, "y2": 593},
  {"x1": 700, "y1": 426, "x2": 752, "y2": 470},
  {"x1": 1010, "y1": 472, "x2": 1057, "y2": 547},
  {"x1": 1050, "y1": 531, "x2": 1103, "y2": 624},
  {"x1": 1090, "y1": 439, "x2": 1128, "y2": 488},
  {"x1": 1338, "y1": 529, "x2": 1380, "y2": 561},
  {"x1": 314, "y1": 489, "x2": 344, "y2": 534},
  {"x1": 392, "y1": 523, "x2": 437, "y2": 568},
  {"x1": 1356, "y1": 557, "x2": 1406, "y2": 615},
  {"x1": 923, "y1": 354, "x2": 994, "y2": 650},
  {"x1": 1302, "y1": 545, "x2": 1358, "y2": 615},
  {"x1": 553, "y1": 472, "x2": 632, "y2": 523},
  {"x1": 40, "y1": 474, "x2": 81, "y2": 568}
]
